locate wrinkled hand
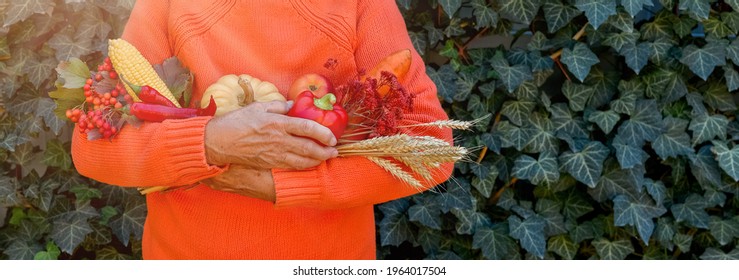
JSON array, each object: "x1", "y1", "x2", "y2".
[
  {"x1": 204, "y1": 101, "x2": 338, "y2": 170},
  {"x1": 202, "y1": 165, "x2": 275, "y2": 202}
]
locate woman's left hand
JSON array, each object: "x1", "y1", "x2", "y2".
[{"x1": 201, "y1": 165, "x2": 276, "y2": 202}]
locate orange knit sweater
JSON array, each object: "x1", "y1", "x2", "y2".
[{"x1": 71, "y1": 0, "x2": 452, "y2": 259}]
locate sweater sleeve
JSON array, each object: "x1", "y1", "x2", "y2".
[
  {"x1": 271, "y1": 0, "x2": 453, "y2": 209},
  {"x1": 71, "y1": 0, "x2": 225, "y2": 187}
]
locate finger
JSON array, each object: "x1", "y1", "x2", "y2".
[
  {"x1": 285, "y1": 136, "x2": 338, "y2": 160},
  {"x1": 248, "y1": 100, "x2": 290, "y2": 114},
  {"x1": 281, "y1": 117, "x2": 337, "y2": 146},
  {"x1": 278, "y1": 152, "x2": 324, "y2": 170}
]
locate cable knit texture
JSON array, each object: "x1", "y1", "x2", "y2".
[{"x1": 71, "y1": 0, "x2": 452, "y2": 259}]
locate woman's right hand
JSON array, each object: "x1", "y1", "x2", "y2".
[{"x1": 204, "y1": 101, "x2": 338, "y2": 170}]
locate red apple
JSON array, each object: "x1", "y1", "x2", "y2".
[{"x1": 287, "y1": 73, "x2": 334, "y2": 101}]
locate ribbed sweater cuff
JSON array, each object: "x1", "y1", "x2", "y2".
[
  {"x1": 162, "y1": 116, "x2": 227, "y2": 184},
  {"x1": 272, "y1": 165, "x2": 324, "y2": 208}
]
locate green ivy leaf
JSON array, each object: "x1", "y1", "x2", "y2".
[
  {"x1": 547, "y1": 235, "x2": 578, "y2": 260},
  {"x1": 723, "y1": 12, "x2": 739, "y2": 34},
  {"x1": 678, "y1": 0, "x2": 710, "y2": 20},
  {"x1": 492, "y1": 54, "x2": 532, "y2": 93},
  {"x1": 727, "y1": 39, "x2": 739, "y2": 66},
  {"x1": 495, "y1": 121, "x2": 530, "y2": 151},
  {"x1": 523, "y1": 113, "x2": 559, "y2": 153},
  {"x1": 427, "y1": 65, "x2": 458, "y2": 103},
  {"x1": 542, "y1": 0, "x2": 581, "y2": 33},
  {"x1": 574, "y1": 0, "x2": 617, "y2": 29},
  {"x1": 23, "y1": 55, "x2": 56, "y2": 88},
  {"x1": 48, "y1": 32, "x2": 93, "y2": 61},
  {"x1": 689, "y1": 145, "x2": 723, "y2": 188},
  {"x1": 644, "y1": 179, "x2": 667, "y2": 205},
  {"x1": 606, "y1": 10, "x2": 635, "y2": 32},
  {"x1": 500, "y1": 0, "x2": 542, "y2": 23},
  {"x1": 621, "y1": 0, "x2": 654, "y2": 17},
  {"x1": 560, "y1": 141, "x2": 610, "y2": 188},
  {"x1": 415, "y1": 227, "x2": 440, "y2": 254},
  {"x1": 500, "y1": 100, "x2": 536, "y2": 126},
  {"x1": 615, "y1": 99, "x2": 664, "y2": 144},
  {"x1": 34, "y1": 241, "x2": 61, "y2": 260},
  {"x1": 379, "y1": 213, "x2": 414, "y2": 247},
  {"x1": 471, "y1": 166, "x2": 498, "y2": 198},
  {"x1": 550, "y1": 103, "x2": 589, "y2": 139},
  {"x1": 613, "y1": 192, "x2": 668, "y2": 244},
  {"x1": 703, "y1": 187, "x2": 726, "y2": 207},
  {"x1": 620, "y1": 43, "x2": 650, "y2": 74},
  {"x1": 655, "y1": 217, "x2": 676, "y2": 250},
  {"x1": 603, "y1": 31, "x2": 640, "y2": 52},
  {"x1": 2, "y1": 0, "x2": 54, "y2": 27},
  {"x1": 50, "y1": 211, "x2": 93, "y2": 254},
  {"x1": 561, "y1": 42, "x2": 600, "y2": 82},
  {"x1": 671, "y1": 194, "x2": 710, "y2": 229},
  {"x1": 4, "y1": 239, "x2": 42, "y2": 260},
  {"x1": 438, "y1": 0, "x2": 461, "y2": 17},
  {"x1": 592, "y1": 238, "x2": 634, "y2": 260},
  {"x1": 641, "y1": 11, "x2": 674, "y2": 40},
  {"x1": 587, "y1": 110, "x2": 620, "y2": 134},
  {"x1": 680, "y1": 43, "x2": 726, "y2": 81},
  {"x1": 653, "y1": 117, "x2": 693, "y2": 160},
  {"x1": 728, "y1": 0, "x2": 739, "y2": 11},
  {"x1": 438, "y1": 179, "x2": 474, "y2": 213},
  {"x1": 452, "y1": 208, "x2": 492, "y2": 235},
  {"x1": 508, "y1": 214, "x2": 547, "y2": 259},
  {"x1": 471, "y1": 0, "x2": 498, "y2": 28},
  {"x1": 557, "y1": 188, "x2": 594, "y2": 220},
  {"x1": 708, "y1": 216, "x2": 739, "y2": 246},
  {"x1": 95, "y1": 246, "x2": 133, "y2": 260},
  {"x1": 42, "y1": 139, "x2": 71, "y2": 170},
  {"x1": 513, "y1": 152, "x2": 560, "y2": 185},
  {"x1": 700, "y1": 247, "x2": 739, "y2": 260},
  {"x1": 408, "y1": 195, "x2": 442, "y2": 230},
  {"x1": 535, "y1": 198, "x2": 567, "y2": 236},
  {"x1": 704, "y1": 82, "x2": 736, "y2": 112},
  {"x1": 590, "y1": 166, "x2": 641, "y2": 202},
  {"x1": 703, "y1": 17, "x2": 734, "y2": 38},
  {"x1": 109, "y1": 197, "x2": 146, "y2": 246},
  {"x1": 562, "y1": 81, "x2": 593, "y2": 112},
  {"x1": 724, "y1": 65, "x2": 739, "y2": 92},
  {"x1": 570, "y1": 220, "x2": 600, "y2": 243},
  {"x1": 473, "y1": 225, "x2": 518, "y2": 260},
  {"x1": 711, "y1": 141, "x2": 739, "y2": 181},
  {"x1": 689, "y1": 114, "x2": 728, "y2": 146}
]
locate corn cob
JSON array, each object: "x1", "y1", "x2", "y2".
[{"x1": 108, "y1": 39, "x2": 181, "y2": 108}]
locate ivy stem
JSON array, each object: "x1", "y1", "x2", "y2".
[
  {"x1": 556, "y1": 59, "x2": 573, "y2": 81},
  {"x1": 489, "y1": 177, "x2": 519, "y2": 205},
  {"x1": 549, "y1": 23, "x2": 589, "y2": 60}
]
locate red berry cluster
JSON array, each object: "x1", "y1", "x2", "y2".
[
  {"x1": 70, "y1": 109, "x2": 118, "y2": 139},
  {"x1": 66, "y1": 57, "x2": 130, "y2": 140}
]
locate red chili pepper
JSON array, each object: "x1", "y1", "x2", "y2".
[
  {"x1": 287, "y1": 91, "x2": 348, "y2": 139},
  {"x1": 130, "y1": 96, "x2": 217, "y2": 122},
  {"x1": 138, "y1": 85, "x2": 177, "y2": 107}
]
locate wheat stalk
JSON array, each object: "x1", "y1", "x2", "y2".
[
  {"x1": 397, "y1": 115, "x2": 488, "y2": 130},
  {"x1": 367, "y1": 156, "x2": 423, "y2": 189},
  {"x1": 395, "y1": 156, "x2": 433, "y2": 182}
]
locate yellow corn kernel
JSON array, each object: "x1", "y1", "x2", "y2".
[{"x1": 108, "y1": 39, "x2": 181, "y2": 108}]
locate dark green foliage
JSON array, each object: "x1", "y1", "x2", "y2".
[
  {"x1": 2, "y1": 0, "x2": 739, "y2": 260},
  {"x1": 379, "y1": 0, "x2": 739, "y2": 260},
  {"x1": 0, "y1": 0, "x2": 142, "y2": 259}
]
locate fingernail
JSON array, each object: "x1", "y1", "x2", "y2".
[
  {"x1": 331, "y1": 149, "x2": 339, "y2": 158},
  {"x1": 286, "y1": 100, "x2": 294, "y2": 110},
  {"x1": 330, "y1": 137, "x2": 337, "y2": 146}
]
